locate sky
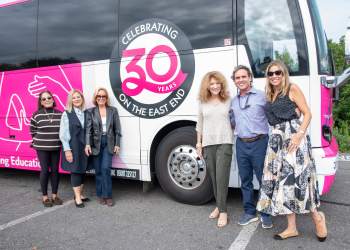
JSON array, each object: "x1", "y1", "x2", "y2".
[{"x1": 318, "y1": 0, "x2": 350, "y2": 42}]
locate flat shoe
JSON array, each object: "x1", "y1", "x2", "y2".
[
  {"x1": 106, "y1": 198, "x2": 114, "y2": 207},
  {"x1": 52, "y1": 197, "x2": 63, "y2": 205},
  {"x1": 209, "y1": 209, "x2": 219, "y2": 219},
  {"x1": 42, "y1": 198, "x2": 53, "y2": 207},
  {"x1": 315, "y1": 211, "x2": 327, "y2": 242},
  {"x1": 273, "y1": 231, "x2": 299, "y2": 240},
  {"x1": 75, "y1": 200, "x2": 85, "y2": 208},
  {"x1": 99, "y1": 198, "x2": 107, "y2": 205},
  {"x1": 217, "y1": 214, "x2": 228, "y2": 228}
]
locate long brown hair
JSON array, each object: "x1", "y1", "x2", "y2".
[
  {"x1": 265, "y1": 60, "x2": 291, "y2": 102},
  {"x1": 198, "y1": 71, "x2": 229, "y2": 103}
]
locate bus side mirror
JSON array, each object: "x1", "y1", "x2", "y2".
[{"x1": 322, "y1": 67, "x2": 350, "y2": 89}]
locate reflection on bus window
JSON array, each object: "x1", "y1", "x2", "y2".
[
  {"x1": 0, "y1": 0, "x2": 37, "y2": 71},
  {"x1": 242, "y1": 0, "x2": 307, "y2": 77},
  {"x1": 119, "y1": 0, "x2": 232, "y2": 51},
  {"x1": 308, "y1": 0, "x2": 332, "y2": 74}
]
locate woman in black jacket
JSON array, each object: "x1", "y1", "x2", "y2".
[
  {"x1": 60, "y1": 89, "x2": 91, "y2": 208},
  {"x1": 30, "y1": 90, "x2": 63, "y2": 207},
  {"x1": 85, "y1": 87, "x2": 121, "y2": 207}
]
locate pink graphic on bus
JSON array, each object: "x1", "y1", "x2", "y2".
[
  {"x1": 121, "y1": 45, "x2": 187, "y2": 96},
  {"x1": 0, "y1": 63, "x2": 82, "y2": 171},
  {"x1": 0, "y1": 0, "x2": 30, "y2": 8}
]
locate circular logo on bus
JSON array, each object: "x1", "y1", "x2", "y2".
[{"x1": 110, "y1": 18, "x2": 195, "y2": 119}]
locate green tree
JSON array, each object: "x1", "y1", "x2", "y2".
[
  {"x1": 329, "y1": 37, "x2": 350, "y2": 152},
  {"x1": 275, "y1": 49, "x2": 298, "y2": 72}
]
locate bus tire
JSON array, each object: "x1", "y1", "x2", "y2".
[{"x1": 155, "y1": 126, "x2": 213, "y2": 205}]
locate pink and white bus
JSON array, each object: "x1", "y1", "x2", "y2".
[{"x1": 1, "y1": 0, "x2": 348, "y2": 204}]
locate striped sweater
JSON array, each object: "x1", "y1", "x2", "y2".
[{"x1": 30, "y1": 108, "x2": 62, "y2": 151}]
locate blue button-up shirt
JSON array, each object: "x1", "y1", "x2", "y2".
[
  {"x1": 230, "y1": 87, "x2": 269, "y2": 138},
  {"x1": 59, "y1": 107, "x2": 85, "y2": 151}
]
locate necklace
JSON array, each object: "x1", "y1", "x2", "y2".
[
  {"x1": 44, "y1": 109, "x2": 54, "y2": 123},
  {"x1": 238, "y1": 93, "x2": 251, "y2": 110}
]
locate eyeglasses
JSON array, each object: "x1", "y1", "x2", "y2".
[
  {"x1": 96, "y1": 95, "x2": 107, "y2": 99},
  {"x1": 267, "y1": 70, "x2": 283, "y2": 77},
  {"x1": 41, "y1": 96, "x2": 52, "y2": 102}
]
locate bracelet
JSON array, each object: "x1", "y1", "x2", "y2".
[
  {"x1": 298, "y1": 130, "x2": 305, "y2": 134},
  {"x1": 196, "y1": 143, "x2": 202, "y2": 148}
]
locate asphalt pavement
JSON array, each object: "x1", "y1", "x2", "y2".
[{"x1": 0, "y1": 161, "x2": 349, "y2": 250}]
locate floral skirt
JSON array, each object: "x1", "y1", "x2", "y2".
[{"x1": 256, "y1": 119, "x2": 320, "y2": 216}]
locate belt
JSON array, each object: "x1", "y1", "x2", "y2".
[{"x1": 239, "y1": 134, "x2": 265, "y2": 143}]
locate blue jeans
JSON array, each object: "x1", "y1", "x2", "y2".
[
  {"x1": 93, "y1": 135, "x2": 113, "y2": 198},
  {"x1": 236, "y1": 135, "x2": 269, "y2": 217}
]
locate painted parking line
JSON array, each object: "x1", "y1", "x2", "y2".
[
  {"x1": 0, "y1": 200, "x2": 74, "y2": 231},
  {"x1": 228, "y1": 221, "x2": 259, "y2": 250}
]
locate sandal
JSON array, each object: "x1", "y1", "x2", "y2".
[
  {"x1": 42, "y1": 198, "x2": 53, "y2": 207},
  {"x1": 209, "y1": 208, "x2": 219, "y2": 219},
  {"x1": 217, "y1": 213, "x2": 228, "y2": 228},
  {"x1": 314, "y1": 211, "x2": 327, "y2": 242},
  {"x1": 273, "y1": 231, "x2": 299, "y2": 240},
  {"x1": 52, "y1": 197, "x2": 63, "y2": 205}
]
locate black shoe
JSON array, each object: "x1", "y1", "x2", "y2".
[
  {"x1": 81, "y1": 197, "x2": 91, "y2": 202},
  {"x1": 75, "y1": 200, "x2": 85, "y2": 208},
  {"x1": 42, "y1": 198, "x2": 53, "y2": 207}
]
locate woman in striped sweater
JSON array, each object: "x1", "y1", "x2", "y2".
[{"x1": 30, "y1": 90, "x2": 63, "y2": 207}]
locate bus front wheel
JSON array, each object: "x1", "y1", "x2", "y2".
[{"x1": 155, "y1": 126, "x2": 213, "y2": 205}]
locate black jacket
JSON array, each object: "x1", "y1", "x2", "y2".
[{"x1": 85, "y1": 106, "x2": 122, "y2": 155}]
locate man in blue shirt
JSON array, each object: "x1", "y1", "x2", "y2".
[{"x1": 230, "y1": 65, "x2": 272, "y2": 229}]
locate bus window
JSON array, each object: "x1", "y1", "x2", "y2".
[
  {"x1": 119, "y1": 0, "x2": 233, "y2": 54},
  {"x1": 238, "y1": 0, "x2": 308, "y2": 77},
  {"x1": 0, "y1": 1, "x2": 37, "y2": 71},
  {"x1": 37, "y1": 0, "x2": 118, "y2": 66},
  {"x1": 308, "y1": 0, "x2": 332, "y2": 75}
]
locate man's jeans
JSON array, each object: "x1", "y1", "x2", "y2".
[{"x1": 236, "y1": 135, "x2": 269, "y2": 217}]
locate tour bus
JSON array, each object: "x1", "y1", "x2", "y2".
[{"x1": 1, "y1": 0, "x2": 349, "y2": 204}]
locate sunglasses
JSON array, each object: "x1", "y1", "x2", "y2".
[
  {"x1": 41, "y1": 96, "x2": 53, "y2": 102},
  {"x1": 96, "y1": 95, "x2": 107, "y2": 99},
  {"x1": 267, "y1": 70, "x2": 283, "y2": 77}
]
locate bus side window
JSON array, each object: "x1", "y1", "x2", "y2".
[
  {"x1": 37, "y1": 0, "x2": 118, "y2": 66},
  {"x1": 238, "y1": 0, "x2": 308, "y2": 77},
  {"x1": 0, "y1": 1, "x2": 37, "y2": 71},
  {"x1": 119, "y1": 0, "x2": 233, "y2": 55}
]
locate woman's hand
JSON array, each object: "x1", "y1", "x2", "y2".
[
  {"x1": 114, "y1": 146, "x2": 120, "y2": 155},
  {"x1": 288, "y1": 132, "x2": 304, "y2": 153},
  {"x1": 85, "y1": 145, "x2": 92, "y2": 156},
  {"x1": 65, "y1": 150, "x2": 73, "y2": 163}
]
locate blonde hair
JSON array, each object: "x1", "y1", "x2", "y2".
[
  {"x1": 66, "y1": 89, "x2": 85, "y2": 112},
  {"x1": 265, "y1": 60, "x2": 291, "y2": 102},
  {"x1": 198, "y1": 71, "x2": 229, "y2": 103},
  {"x1": 92, "y1": 87, "x2": 111, "y2": 106}
]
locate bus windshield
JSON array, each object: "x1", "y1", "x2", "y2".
[{"x1": 308, "y1": 0, "x2": 332, "y2": 75}]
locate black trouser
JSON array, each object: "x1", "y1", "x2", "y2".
[
  {"x1": 71, "y1": 173, "x2": 85, "y2": 187},
  {"x1": 36, "y1": 150, "x2": 60, "y2": 196}
]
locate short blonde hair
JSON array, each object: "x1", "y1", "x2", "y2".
[
  {"x1": 66, "y1": 89, "x2": 85, "y2": 112},
  {"x1": 92, "y1": 87, "x2": 110, "y2": 106},
  {"x1": 198, "y1": 71, "x2": 229, "y2": 103},
  {"x1": 265, "y1": 60, "x2": 291, "y2": 102}
]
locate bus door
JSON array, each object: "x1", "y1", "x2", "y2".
[{"x1": 236, "y1": 0, "x2": 310, "y2": 187}]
